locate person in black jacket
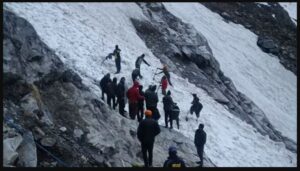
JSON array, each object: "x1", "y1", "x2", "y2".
[
  {"x1": 132, "y1": 68, "x2": 143, "y2": 82},
  {"x1": 163, "y1": 146, "x2": 186, "y2": 168},
  {"x1": 162, "y1": 90, "x2": 174, "y2": 128},
  {"x1": 144, "y1": 85, "x2": 160, "y2": 121},
  {"x1": 106, "y1": 77, "x2": 118, "y2": 109},
  {"x1": 194, "y1": 123, "x2": 206, "y2": 167},
  {"x1": 99, "y1": 73, "x2": 111, "y2": 101},
  {"x1": 113, "y1": 45, "x2": 121, "y2": 74},
  {"x1": 137, "y1": 85, "x2": 145, "y2": 122},
  {"x1": 190, "y1": 94, "x2": 203, "y2": 120},
  {"x1": 116, "y1": 77, "x2": 126, "y2": 117},
  {"x1": 135, "y1": 54, "x2": 150, "y2": 69},
  {"x1": 137, "y1": 110, "x2": 161, "y2": 167}
]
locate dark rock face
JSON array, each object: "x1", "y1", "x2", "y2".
[
  {"x1": 3, "y1": 10, "x2": 215, "y2": 167},
  {"x1": 201, "y1": 2, "x2": 297, "y2": 75},
  {"x1": 132, "y1": 2, "x2": 296, "y2": 153}
]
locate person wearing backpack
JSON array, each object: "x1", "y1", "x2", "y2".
[
  {"x1": 162, "y1": 90, "x2": 174, "y2": 128},
  {"x1": 190, "y1": 94, "x2": 203, "y2": 120},
  {"x1": 137, "y1": 110, "x2": 161, "y2": 167},
  {"x1": 99, "y1": 73, "x2": 111, "y2": 101},
  {"x1": 144, "y1": 85, "x2": 160, "y2": 121},
  {"x1": 106, "y1": 77, "x2": 118, "y2": 109},
  {"x1": 163, "y1": 146, "x2": 186, "y2": 168},
  {"x1": 170, "y1": 103, "x2": 180, "y2": 130},
  {"x1": 116, "y1": 77, "x2": 127, "y2": 117}
]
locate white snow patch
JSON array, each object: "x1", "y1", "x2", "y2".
[
  {"x1": 5, "y1": 2, "x2": 297, "y2": 167},
  {"x1": 164, "y1": 2, "x2": 297, "y2": 142}
]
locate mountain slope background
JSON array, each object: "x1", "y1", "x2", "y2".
[{"x1": 3, "y1": 2, "x2": 297, "y2": 167}]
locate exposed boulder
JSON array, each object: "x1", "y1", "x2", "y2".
[
  {"x1": 3, "y1": 133, "x2": 23, "y2": 165},
  {"x1": 257, "y1": 36, "x2": 279, "y2": 54},
  {"x1": 17, "y1": 131, "x2": 37, "y2": 167}
]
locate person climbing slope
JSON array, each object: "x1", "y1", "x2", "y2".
[
  {"x1": 99, "y1": 73, "x2": 111, "y2": 101},
  {"x1": 137, "y1": 85, "x2": 145, "y2": 122},
  {"x1": 106, "y1": 77, "x2": 118, "y2": 109},
  {"x1": 132, "y1": 68, "x2": 143, "y2": 82},
  {"x1": 126, "y1": 81, "x2": 144, "y2": 120},
  {"x1": 161, "y1": 75, "x2": 168, "y2": 96},
  {"x1": 144, "y1": 85, "x2": 160, "y2": 121},
  {"x1": 116, "y1": 77, "x2": 127, "y2": 117},
  {"x1": 170, "y1": 103, "x2": 180, "y2": 130},
  {"x1": 163, "y1": 146, "x2": 186, "y2": 168},
  {"x1": 135, "y1": 54, "x2": 150, "y2": 69},
  {"x1": 137, "y1": 110, "x2": 161, "y2": 167},
  {"x1": 190, "y1": 94, "x2": 203, "y2": 120},
  {"x1": 194, "y1": 123, "x2": 206, "y2": 167},
  {"x1": 162, "y1": 90, "x2": 174, "y2": 128},
  {"x1": 156, "y1": 65, "x2": 173, "y2": 86}
]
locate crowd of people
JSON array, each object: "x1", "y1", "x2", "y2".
[{"x1": 100, "y1": 45, "x2": 206, "y2": 167}]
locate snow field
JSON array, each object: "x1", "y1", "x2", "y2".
[
  {"x1": 5, "y1": 3, "x2": 297, "y2": 166},
  {"x1": 164, "y1": 3, "x2": 297, "y2": 142}
]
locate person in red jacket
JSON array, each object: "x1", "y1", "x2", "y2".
[
  {"x1": 127, "y1": 81, "x2": 145, "y2": 120},
  {"x1": 161, "y1": 75, "x2": 168, "y2": 96}
]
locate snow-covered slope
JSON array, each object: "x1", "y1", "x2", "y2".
[
  {"x1": 5, "y1": 3, "x2": 297, "y2": 166},
  {"x1": 279, "y1": 2, "x2": 297, "y2": 24},
  {"x1": 164, "y1": 3, "x2": 297, "y2": 142}
]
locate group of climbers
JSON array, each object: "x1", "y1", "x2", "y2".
[{"x1": 100, "y1": 45, "x2": 206, "y2": 167}]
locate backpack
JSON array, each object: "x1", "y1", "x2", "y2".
[{"x1": 171, "y1": 104, "x2": 180, "y2": 119}]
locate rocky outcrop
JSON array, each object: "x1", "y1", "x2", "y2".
[
  {"x1": 132, "y1": 2, "x2": 296, "y2": 153},
  {"x1": 3, "y1": 9, "x2": 215, "y2": 167},
  {"x1": 201, "y1": 2, "x2": 297, "y2": 75}
]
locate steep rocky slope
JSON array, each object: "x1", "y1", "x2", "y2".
[
  {"x1": 132, "y1": 2, "x2": 296, "y2": 152},
  {"x1": 3, "y1": 10, "x2": 215, "y2": 167}
]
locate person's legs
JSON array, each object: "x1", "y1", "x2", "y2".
[
  {"x1": 197, "y1": 146, "x2": 204, "y2": 167},
  {"x1": 176, "y1": 118, "x2": 180, "y2": 129},
  {"x1": 148, "y1": 142, "x2": 154, "y2": 167},
  {"x1": 115, "y1": 60, "x2": 121, "y2": 73},
  {"x1": 112, "y1": 96, "x2": 116, "y2": 110},
  {"x1": 164, "y1": 110, "x2": 168, "y2": 128},
  {"x1": 107, "y1": 95, "x2": 112, "y2": 107},
  {"x1": 101, "y1": 89, "x2": 105, "y2": 100},
  {"x1": 141, "y1": 143, "x2": 148, "y2": 167},
  {"x1": 119, "y1": 99, "x2": 125, "y2": 116}
]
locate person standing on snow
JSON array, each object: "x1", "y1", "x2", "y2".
[
  {"x1": 99, "y1": 73, "x2": 111, "y2": 101},
  {"x1": 162, "y1": 90, "x2": 174, "y2": 128},
  {"x1": 170, "y1": 103, "x2": 180, "y2": 130},
  {"x1": 137, "y1": 85, "x2": 145, "y2": 122},
  {"x1": 163, "y1": 146, "x2": 186, "y2": 168},
  {"x1": 110, "y1": 45, "x2": 121, "y2": 74},
  {"x1": 137, "y1": 110, "x2": 161, "y2": 167},
  {"x1": 126, "y1": 81, "x2": 144, "y2": 120},
  {"x1": 116, "y1": 77, "x2": 127, "y2": 117},
  {"x1": 190, "y1": 94, "x2": 203, "y2": 120},
  {"x1": 132, "y1": 68, "x2": 143, "y2": 82},
  {"x1": 161, "y1": 75, "x2": 168, "y2": 96},
  {"x1": 156, "y1": 65, "x2": 173, "y2": 86},
  {"x1": 194, "y1": 123, "x2": 206, "y2": 167},
  {"x1": 144, "y1": 85, "x2": 160, "y2": 121},
  {"x1": 106, "y1": 77, "x2": 118, "y2": 109}
]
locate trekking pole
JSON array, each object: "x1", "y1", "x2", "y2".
[{"x1": 152, "y1": 68, "x2": 158, "y2": 80}]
